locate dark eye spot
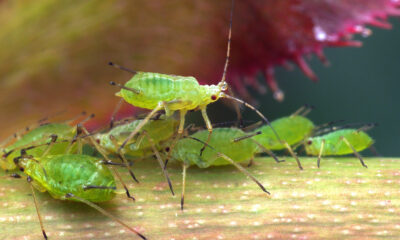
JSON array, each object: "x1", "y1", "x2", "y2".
[
  {"x1": 96, "y1": 139, "x2": 100, "y2": 144},
  {"x1": 307, "y1": 140, "x2": 312, "y2": 145},
  {"x1": 211, "y1": 95, "x2": 217, "y2": 100},
  {"x1": 165, "y1": 147, "x2": 170, "y2": 152}
]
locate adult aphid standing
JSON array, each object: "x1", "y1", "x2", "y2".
[{"x1": 108, "y1": 0, "x2": 280, "y2": 158}]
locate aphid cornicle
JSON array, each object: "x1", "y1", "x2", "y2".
[
  {"x1": 108, "y1": 0, "x2": 280, "y2": 157},
  {"x1": 304, "y1": 127, "x2": 375, "y2": 168},
  {"x1": 11, "y1": 153, "x2": 147, "y2": 240}
]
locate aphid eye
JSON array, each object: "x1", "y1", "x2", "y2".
[
  {"x1": 96, "y1": 139, "x2": 100, "y2": 144},
  {"x1": 165, "y1": 147, "x2": 170, "y2": 152},
  {"x1": 211, "y1": 95, "x2": 217, "y2": 101},
  {"x1": 307, "y1": 140, "x2": 312, "y2": 145}
]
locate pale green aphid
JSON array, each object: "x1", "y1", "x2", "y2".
[
  {"x1": 251, "y1": 105, "x2": 315, "y2": 170},
  {"x1": 108, "y1": 0, "x2": 280, "y2": 160},
  {"x1": 95, "y1": 115, "x2": 178, "y2": 195},
  {"x1": 304, "y1": 128, "x2": 374, "y2": 168},
  {"x1": 97, "y1": 116, "x2": 177, "y2": 158},
  {"x1": 1, "y1": 120, "x2": 82, "y2": 171},
  {"x1": 11, "y1": 152, "x2": 146, "y2": 240},
  {"x1": 170, "y1": 128, "x2": 271, "y2": 210}
]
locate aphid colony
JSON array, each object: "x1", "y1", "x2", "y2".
[
  {"x1": 0, "y1": 0, "x2": 377, "y2": 239},
  {"x1": 0, "y1": 106, "x2": 376, "y2": 239}
]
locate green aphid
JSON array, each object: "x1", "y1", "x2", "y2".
[
  {"x1": 97, "y1": 116, "x2": 177, "y2": 158},
  {"x1": 249, "y1": 105, "x2": 315, "y2": 170},
  {"x1": 12, "y1": 153, "x2": 146, "y2": 240},
  {"x1": 1, "y1": 122, "x2": 78, "y2": 171},
  {"x1": 170, "y1": 128, "x2": 270, "y2": 210},
  {"x1": 107, "y1": 0, "x2": 280, "y2": 161},
  {"x1": 95, "y1": 115, "x2": 178, "y2": 195},
  {"x1": 304, "y1": 128, "x2": 374, "y2": 168}
]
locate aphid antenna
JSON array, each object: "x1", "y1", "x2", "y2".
[
  {"x1": 64, "y1": 111, "x2": 87, "y2": 125},
  {"x1": 38, "y1": 109, "x2": 68, "y2": 124},
  {"x1": 77, "y1": 113, "x2": 95, "y2": 126},
  {"x1": 108, "y1": 62, "x2": 137, "y2": 75},
  {"x1": 183, "y1": 135, "x2": 271, "y2": 194},
  {"x1": 233, "y1": 131, "x2": 262, "y2": 142},
  {"x1": 110, "y1": 98, "x2": 124, "y2": 129},
  {"x1": 218, "y1": 0, "x2": 235, "y2": 88},
  {"x1": 65, "y1": 193, "x2": 147, "y2": 240},
  {"x1": 313, "y1": 120, "x2": 345, "y2": 131},
  {"x1": 220, "y1": 93, "x2": 282, "y2": 142},
  {"x1": 110, "y1": 81, "x2": 141, "y2": 94}
]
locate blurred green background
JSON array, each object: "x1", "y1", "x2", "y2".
[{"x1": 0, "y1": 0, "x2": 399, "y2": 156}]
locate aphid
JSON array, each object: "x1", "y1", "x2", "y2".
[
  {"x1": 95, "y1": 115, "x2": 178, "y2": 195},
  {"x1": 1, "y1": 112, "x2": 91, "y2": 171},
  {"x1": 108, "y1": 0, "x2": 280, "y2": 158},
  {"x1": 169, "y1": 128, "x2": 271, "y2": 210},
  {"x1": 304, "y1": 124, "x2": 376, "y2": 168},
  {"x1": 11, "y1": 152, "x2": 146, "y2": 240},
  {"x1": 249, "y1": 105, "x2": 315, "y2": 169}
]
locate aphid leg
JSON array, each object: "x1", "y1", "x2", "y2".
[
  {"x1": 78, "y1": 125, "x2": 137, "y2": 199},
  {"x1": 220, "y1": 93, "x2": 281, "y2": 142},
  {"x1": 165, "y1": 109, "x2": 187, "y2": 168},
  {"x1": 340, "y1": 136, "x2": 368, "y2": 168},
  {"x1": 369, "y1": 145, "x2": 380, "y2": 157},
  {"x1": 199, "y1": 107, "x2": 213, "y2": 156},
  {"x1": 110, "y1": 98, "x2": 124, "y2": 129},
  {"x1": 118, "y1": 103, "x2": 164, "y2": 152},
  {"x1": 216, "y1": 153, "x2": 270, "y2": 195},
  {"x1": 317, "y1": 139, "x2": 325, "y2": 168},
  {"x1": 40, "y1": 134, "x2": 58, "y2": 157},
  {"x1": 252, "y1": 140, "x2": 284, "y2": 163},
  {"x1": 228, "y1": 86, "x2": 243, "y2": 127},
  {"x1": 142, "y1": 131, "x2": 175, "y2": 196},
  {"x1": 283, "y1": 141, "x2": 303, "y2": 170},
  {"x1": 65, "y1": 193, "x2": 147, "y2": 240},
  {"x1": 233, "y1": 132, "x2": 284, "y2": 163},
  {"x1": 247, "y1": 157, "x2": 254, "y2": 167},
  {"x1": 181, "y1": 163, "x2": 188, "y2": 211},
  {"x1": 27, "y1": 176, "x2": 48, "y2": 240}
]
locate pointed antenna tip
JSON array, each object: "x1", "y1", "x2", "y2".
[
  {"x1": 108, "y1": 62, "x2": 114, "y2": 66},
  {"x1": 110, "y1": 81, "x2": 116, "y2": 86}
]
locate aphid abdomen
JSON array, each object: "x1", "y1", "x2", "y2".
[
  {"x1": 306, "y1": 129, "x2": 374, "y2": 156},
  {"x1": 254, "y1": 116, "x2": 315, "y2": 151},
  {"x1": 173, "y1": 128, "x2": 257, "y2": 168},
  {"x1": 118, "y1": 72, "x2": 201, "y2": 111},
  {"x1": 25, "y1": 154, "x2": 116, "y2": 202},
  {"x1": 324, "y1": 130, "x2": 373, "y2": 155}
]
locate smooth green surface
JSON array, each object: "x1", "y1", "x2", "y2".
[{"x1": 0, "y1": 157, "x2": 399, "y2": 240}]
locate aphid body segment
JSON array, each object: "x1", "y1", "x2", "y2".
[
  {"x1": 172, "y1": 128, "x2": 257, "y2": 168},
  {"x1": 20, "y1": 154, "x2": 116, "y2": 202},
  {"x1": 97, "y1": 116, "x2": 177, "y2": 157},
  {"x1": 253, "y1": 115, "x2": 315, "y2": 151},
  {"x1": 1, "y1": 123, "x2": 76, "y2": 171},
  {"x1": 117, "y1": 73, "x2": 223, "y2": 116},
  {"x1": 305, "y1": 129, "x2": 374, "y2": 156}
]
